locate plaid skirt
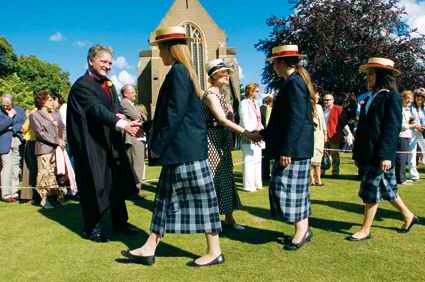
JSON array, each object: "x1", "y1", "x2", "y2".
[
  {"x1": 150, "y1": 159, "x2": 222, "y2": 237},
  {"x1": 359, "y1": 166, "x2": 399, "y2": 204},
  {"x1": 269, "y1": 159, "x2": 311, "y2": 223}
]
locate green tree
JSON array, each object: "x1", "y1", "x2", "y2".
[
  {"x1": 256, "y1": 0, "x2": 425, "y2": 95},
  {"x1": 0, "y1": 37, "x2": 17, "y2": 77},
  {"x1": 17, "y1": 55, "x2": 71, "y2": 98},
  {"x1": 0, "y1": 74, "x2": 34, "y2": 109}
]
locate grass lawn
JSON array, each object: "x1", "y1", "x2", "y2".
[{"x1": 0, "y1": 152, "x2": 424, "y2": 281}]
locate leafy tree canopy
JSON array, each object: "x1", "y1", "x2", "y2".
[
  {"x1": 0, "y1": 37, "x2": 70, "y2": 109},
  {"x1": 256, "y1": 0, "x2": 425, "y2": 96}
]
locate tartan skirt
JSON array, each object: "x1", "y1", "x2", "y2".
[
  {"x1": 150, "y1": 159, "x2": 222, "y2": 237},
  {"x1": 269, "y1": 159, "x2": 311, "y2": 223},
  {"x1": 359, "y1": 166, "x2": 399, "y2": 204}
]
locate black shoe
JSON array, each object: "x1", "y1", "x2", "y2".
[
  {"x1": 276, "y1": 234, "x2": 292, "y2": 245},
  {"x1": 187, "y1": 254, "x2": 225, "y2": 267},
  {"x1": 398, "y1": 216, "x2": 419, "y2": 234},
  {"x1": 82, "y1": 228, "x2": 111, "y2": 243},
  {"x1": 113, "y1": 223, "x2": 140, "y2": 235},
  {"x1": 283, "y1": 230, "x2": 313, "y2": 251},
  {"x1": 121, "y1": 250, "x2": 155, "y2": 265},
  {"x1": 345, "y1": 234, "x2": 372, "y2": 241}
]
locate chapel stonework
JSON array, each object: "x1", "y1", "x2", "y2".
[{"x1": 138, "y1": 0, "x2": 240, "y2": 118}]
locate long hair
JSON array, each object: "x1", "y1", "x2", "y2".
[
  {"x1": 413, "y1": 87, "x2": 425, "y2": 110},
  {"x1": 164, "y1": 42, "x2": 203, "y2": 97},
  {"x1": 373, "y1": 68, "x2": 398, "y2": 93},
  {"x1": 280, "y1": 57, "x2": 316, "y2": 117},
  {"x1": 244, "y1": 83, "x2": 259, "y2": 99}
]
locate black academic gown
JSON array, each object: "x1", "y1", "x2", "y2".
[{"x1": 67, "y1": 72, "x2": 138, "y2": 231}]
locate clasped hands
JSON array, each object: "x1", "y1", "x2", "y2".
[{"x1": 242, "y1": 130, "x2": 263, "y2": 143}]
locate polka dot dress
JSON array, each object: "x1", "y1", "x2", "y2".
[{"x1": 203, "y1": 89, "x2": 241, "y2": 214}]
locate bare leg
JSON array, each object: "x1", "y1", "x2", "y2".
[
  {"x1": 292, "y1": 218, "x2": 309, "y2": 243},
  {"x1": 390, "y1": 196, "x2": 415, "y2": 229},
  {"x1": 194, "y1": 233, "x2": 222, "y2": 265},
  {"x1": 352, "y1": 203, "x2": 379, "y2": 238},
  {"x1": 130, "y1": 233, "x2": 161, "y2": 256},
  {"x1": 310, "y1": 167, "x2": 315, "y2": 185}
]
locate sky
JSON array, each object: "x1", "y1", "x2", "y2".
[{"x1": 1, "y1": 0, "x2": 424, "y2": 92}]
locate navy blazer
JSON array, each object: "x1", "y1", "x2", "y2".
[
  {"x1": 149, "y1": 62, "x2": 208, "y2": 165},
  {"x1": 261, "y1": 73, "x2": 314, "y2": 159},
  {"x1": 353, "y1": 90, "x2": 402, "y2": 167},
  {"x1": 0, "y1": 106, "x2": 25, "y2": 154}
]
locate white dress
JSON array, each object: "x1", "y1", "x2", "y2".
[{"x1": 239, "y1": 98, "x2": 264, "y2": 192}]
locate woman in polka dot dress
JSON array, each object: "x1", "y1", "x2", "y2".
[{"x1": 203, "y1": 59, "x2": 255, "y2": 231}]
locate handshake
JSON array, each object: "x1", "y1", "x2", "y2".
[{"x1": 241, "y1": 130, "x2": 263, "y2": 143}]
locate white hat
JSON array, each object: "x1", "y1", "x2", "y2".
[
  {"x1": 206, "y1": 59, "x2": 234, "y2": 77},
  {"x1": 151, "y1": 26, "x2": 192, "y2": 45},
  {"x1": 267, "y1": 45, "x2": 305, "y2": 61},
  {"x1": 359, "y1": 57, "x2": 401, "y2": 76}
]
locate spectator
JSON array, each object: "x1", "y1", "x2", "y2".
[
  {"x1": 20, "y1": 108, "x2": 39, "y2": 203},
  {"x1": 121, "y1": 84, "x2": 147, "y2": 195},
  {"x1": 260, "y1": 95, "x2": 273, "y2": 183},
  {"x1": 323, "y1": 93, "x2": 347, "y2": 176},
  {"x1": 239, "y1": 83, "x2": 264, "y2": 192},
  {"x1": 311, "y1": 89, "x2": 327, "y2": 186},
  {"x1": 0, "y1": 95, "x2": 25, "y2": 202},
  {"x1": 29, "y1": 90, "x2": 66, "y2": 209},
  {"x1": 395, "y1": 91, "x2": 415, "y2": 185},
  {"x1": 409, "y1": 87, "x2": 425, "y2": 180}
]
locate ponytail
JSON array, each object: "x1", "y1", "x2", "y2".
[
  {"x1": 168, "y1": 43, "x2": 203, "y2": 98},
  {"x1": 295, "y1": 65, "x2": 316, "y2": 118}
]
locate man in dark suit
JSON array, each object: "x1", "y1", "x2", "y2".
[
  {"x1": 120, "y1": 84, "x2": 147, "y2": 195},
  {"x1": 0, "y1": 95, "x2": 25, "y2": 202},
  {"x1": 67, "y1": 45, "x2": 140, "y2": 242}
]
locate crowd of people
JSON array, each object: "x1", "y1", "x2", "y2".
[{"x1": 0, "y1": 25, "x2": 423, "y2": 267}]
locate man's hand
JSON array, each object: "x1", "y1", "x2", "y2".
[
  {"x1": 380, "y1": 160, "x2": 392, "y2": 172},
  {"x1": 116, "y1": 113, "x2": 126, "y2": 120},
  {"x1": 124, "y1": 121, "x2": 141, "y2": 137},
  {"x1": 279, "y1": 156, "x2": 291, "y2": 168},
  {"x1": 7, "y1": 108, "x2": 17, "y2": 118}
]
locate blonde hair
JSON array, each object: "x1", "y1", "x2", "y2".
[
  {"x1": 245, "y1": 83, "x2": 259, "y2": 98},
  {"x1": 167, "y1": 43, "x2": 203, "y2": 97},
  {"x1": 277, "y1": 57, "x2": 316, "y2": 117},
  {"x1": 401, "y1": 90, "x2": 413, "y2": 99}
]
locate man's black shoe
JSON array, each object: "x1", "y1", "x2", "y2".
[{"x1": 82, "y1": 228, "x2": 111, "y2": 243}]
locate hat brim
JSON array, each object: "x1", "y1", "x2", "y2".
[
  {"x1": 150, "y1": 36, "x2": 193, "y2": 46},
  {"x1": 359, "y1": 64, "x2": 401, "y2": 77},
  {"x1": 209, "y1": 67, "x2": 234, "y2": 77},
  {"x1": 266, "y1": 54, "x2": 306, "y2": 62}
]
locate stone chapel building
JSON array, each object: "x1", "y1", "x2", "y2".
[{"x1": 137, "y1": 0, "x2": 240, "y2": 118}]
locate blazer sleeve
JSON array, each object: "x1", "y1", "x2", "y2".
[
  {"x1": 280, "y1": 79, "x2": 307, "y2": 156},
  {"x1": 0, "y1": 113, "x2": 13, "y2": 134},
  {"x1": 69, "y1": 82, "x2": 119, "y2": 127},
  {"x1": 29, "y1": 113, "x2": 59, "y2": 146},
  {"x1": 377, "y1": 93, "x2": 402, "y2": 161},
  {"x1": 150, "y1": 65, "x2": 191, "y2": 154}
]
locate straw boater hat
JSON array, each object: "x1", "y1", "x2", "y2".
[
  {"x1": 206, "y1": 59, "x2": 234, "y2": 77},
  {"x1": 267, "y1": 45, "x2": 305, "y2": 61},
  {"x1": 150, "y1": 26, "x2": 192, "y2": 45},
  {"x1": 359, "y1": 57, "x2": 401, "y2": 77}
]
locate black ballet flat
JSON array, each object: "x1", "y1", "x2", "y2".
[
  {"x1": 121, "y1": 250, "x2": 155, "y2": 265},
  {"x1": 398, "y1": 216, "x2": 419, "y2": 234},
  {"x1": 187, "y1": 254, "x2": 225, "y2": 267},
  {"x1": 283, "y1": 230, "x2": 313, "y2": 251},
  {"x1": 345, "y1": 234, "x2": 372, "y2": 241}
]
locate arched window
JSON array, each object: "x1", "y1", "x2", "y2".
[{"x1": 183, "y1": 23, "x2": 206, "y2": 90}]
